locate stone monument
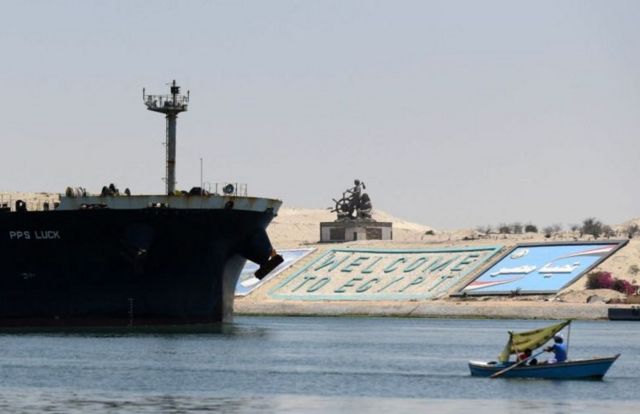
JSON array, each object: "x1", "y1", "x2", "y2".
[{"x1": 320, "y1": 179, "x2": 392, "y2": 242}]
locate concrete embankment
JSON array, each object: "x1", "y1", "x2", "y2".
[{"x1": 235, "y1": 298, "x2": 630, "y2": 320}]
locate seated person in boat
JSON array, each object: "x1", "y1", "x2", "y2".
[
  {"x1": 517, "y1": 348, "x2": 538, "y2": 365},
  {"x1": 543, "y1": 335, "x2": 567, "y2": 363}
]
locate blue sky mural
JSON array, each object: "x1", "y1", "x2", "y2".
[{"x1": 461, "y1": 241, "x2": 627, "y2": 295}]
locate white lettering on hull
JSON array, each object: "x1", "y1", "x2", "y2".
[{"x1": 9, "y1": 231, "x2": 61, "y2": 240}]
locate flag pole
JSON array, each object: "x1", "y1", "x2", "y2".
[{"x1": 566, "y1": 320, "x2": 572, "y2": 357}]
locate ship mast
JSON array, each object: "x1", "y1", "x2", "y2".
[{"x1": 143, "y1": 80, "x2": 189, "y2": 195}]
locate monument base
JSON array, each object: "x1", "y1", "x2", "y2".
[{"x1": 320, "y1": 220, "x2": 392, "y2": 242}]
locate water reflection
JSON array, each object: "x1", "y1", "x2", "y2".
[
  {"x1": 6, "y1": 394, "x2": 632, "y2": 414},
  {"x1": 0, "y1": 317, "x2": 638, "y2": 413},
  {"x1": 0, "y1": 391, "x2": 276, "y2": 413},
  {"x1": 0, "y1": 322, "x2": 270, "y2": 339}
]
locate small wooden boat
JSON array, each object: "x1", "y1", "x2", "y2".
[
  {"x1": 469, "y1": 354, "x2": 620, "y2": 379},
  {"x1": 469, "y1": 320, "x2": 620, "y2": 380}
]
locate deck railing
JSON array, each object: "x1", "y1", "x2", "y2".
[
  {"x1": 203, "y1": 182, "x2": 248, "y2": 197},
  {"x1": 0, "y1": 185, "x2": 250, "y2": 213},
  {"x1": 0, "y1": 194, "x2": 61, "y2": 212}
]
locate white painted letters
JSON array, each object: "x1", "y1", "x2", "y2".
[{"x1": 8, "y1": 230, "x2": 61, "y2": 240}]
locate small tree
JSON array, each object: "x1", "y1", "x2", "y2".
[
  {"x1": 582, "y1": 218, "x2": 603, "y2": 239},
  {"x1": 524, "y1": 223, "x2": 538, "y2": 233},
  {"x1": 602, "y1": 225, "x2": 615, "y2": 239},
  {"x1": 624, "y1": 223, "x2": 640, "y2": 239},
  {"x1": 542, "y1": 224, "x2": 562, "y2": 237},
  {"x1": 498, "y1": 223, "x2": 511, "y2": 234},
  {"x1": 511, "y1": 222, "x2": 523, "y2": 234}
]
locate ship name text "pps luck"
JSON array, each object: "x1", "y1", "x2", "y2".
[{"x1": 8, "y1": 230, "x2": 61, "y2": 240}]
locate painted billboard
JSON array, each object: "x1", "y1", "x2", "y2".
[
  {"x1": 459, "y1": 241, "x2": 628, "y2": 295},
  {"x1": 235, "y1": 248, "x2": 315, "y2": 296},
  {"x1": 269, "y1": 246, "x2": 501, "y2": 301}
]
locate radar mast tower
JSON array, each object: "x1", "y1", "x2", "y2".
[{"x1": 143, "y1": 80, "x2": 189, "y2": 195}]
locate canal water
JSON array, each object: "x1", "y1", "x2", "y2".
[{"x1": 0, "y1": 317, "x2": 638, "y2": 413}]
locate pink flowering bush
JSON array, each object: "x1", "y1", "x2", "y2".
[
  {"x1": 613, "y1": 279, "x2": 637, "y2": 295},
  {"x1": 586, "y1": 271, "x2": 614, "y2": 290},
  {"x1": 586, "y1": 271, "x2": 638, "y2": 295}
]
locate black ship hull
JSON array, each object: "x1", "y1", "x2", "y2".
[{"x1": 0, "y1": 207, "x2": 276, "y2": 327}]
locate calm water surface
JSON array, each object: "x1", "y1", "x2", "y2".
[{"x1": 0, "y1": 317, "x2": 638, "y2": 413}]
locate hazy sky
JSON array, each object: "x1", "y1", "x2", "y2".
[{"x1": 1, "y1": 1, "x2": 639, "y2": 229}]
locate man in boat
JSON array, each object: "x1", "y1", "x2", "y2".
[
  {"x1": 517, "y1": 349, "x2": 538, "y2": 365},
  {"x1": 543, "y1": 335, "x2": 568, "y2": 364}
]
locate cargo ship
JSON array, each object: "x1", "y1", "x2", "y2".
[{"x1": 0, "y1": 81, "x2": 283, "y2": 327}]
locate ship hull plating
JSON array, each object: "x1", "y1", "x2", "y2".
[{"x1": 0, "y1": 208, "x2": 276, "y2": 327}]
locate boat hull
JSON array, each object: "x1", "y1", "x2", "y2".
[
  {"x1": 608, "y1": 307, "x2": 640, "y2": 321},
  {"x1": 0, "y1": 207, "x2": 277, "y2": 327},
  {"x1": 469, "y1": 355, "x2": 620, "y2": 379}
]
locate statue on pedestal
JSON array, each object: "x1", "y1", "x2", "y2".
[{"x1": 330, "y1": 179, "x2": 373, "y2": 221}]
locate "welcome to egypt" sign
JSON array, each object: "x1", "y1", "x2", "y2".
[{"x1": 269, "y1": 246, "x2": 501, "y2": 301}]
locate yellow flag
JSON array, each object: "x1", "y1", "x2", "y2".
[{"x1": 498, "y1": 320, "x2": 570, "y2": 362}]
